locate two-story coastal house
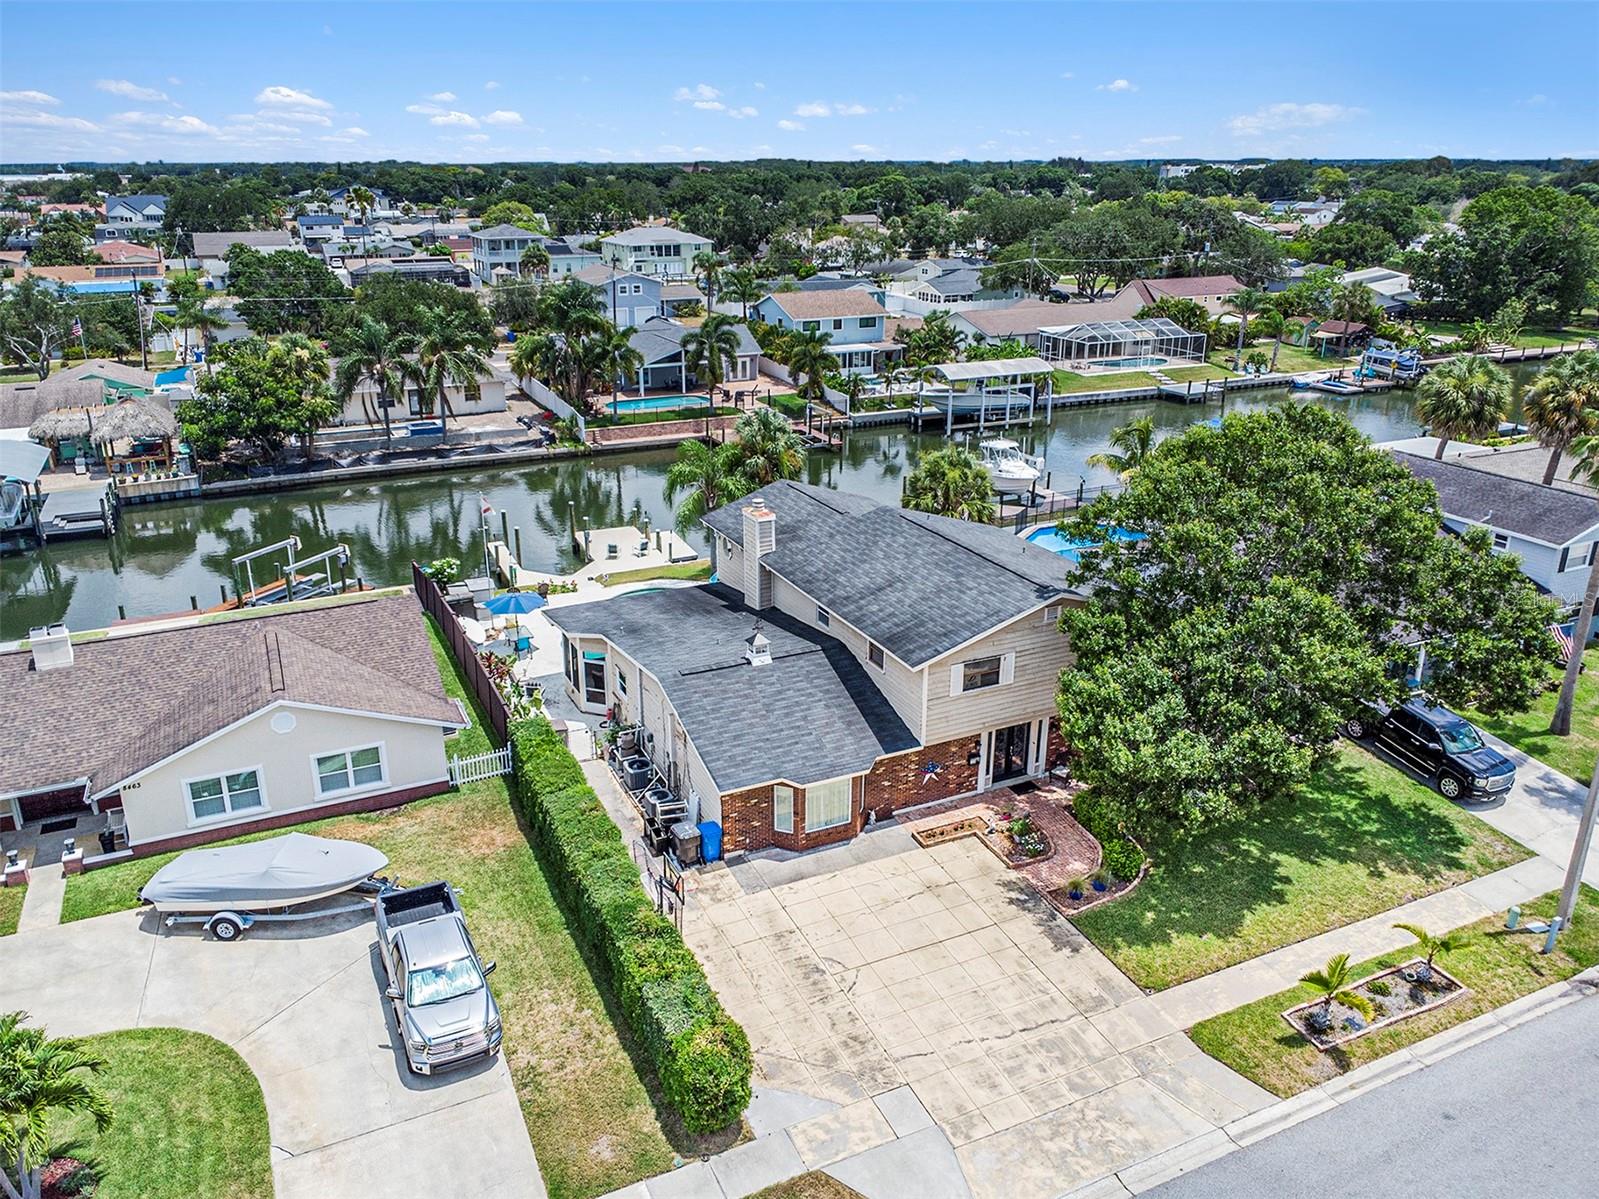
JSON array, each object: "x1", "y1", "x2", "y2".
[
  {"x1": 96, "y1": 194, "x2": 167, "y2": 241},
  {"x1": 751, "y1": 289, "x2": 898, "y2": 374},
  {"x1": 469, "y1": 222, "x2": 543, "y2": 285},
  {"x1": 546, "y1": 482, "x2": 1077, "y2": 854},
  {"x1": 624, "y1": 316, "x2": 761, "y2": 392},
  {"x1": 599, "y1": 225, "x2": 713, "y2": 279},
  {"x1": 574, "y1": 264, "x2": 665, "y2": 326}
]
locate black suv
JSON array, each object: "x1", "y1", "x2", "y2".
[{"x1": 1343, "y1": 696, "x2": 1516, "y2": 800}]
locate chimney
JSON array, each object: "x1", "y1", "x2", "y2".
[
  {"x1": 745, "y1": 625, "x2": 772, "y2": 667},
  {"x1": 29, "y1": 624, "x2": 74, "y2": 672},
  {"x1": 741, "y1": 496, "x2": 776, "y2": 610}
]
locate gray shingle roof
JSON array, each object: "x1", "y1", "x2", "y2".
[
  {"x1": 471, "y1": 223, "x2": 541, "y2": 240},
  {"x1": 628, "y1": 316, "x2": 759, "y2": 365},
  {"x1": 191, "y1": 230, "x2": 294, "y2": 257},
  {"x1": 1, "y1": 593, "x2": 464, "y2": 797},
  {"x1": 1395, "y1": 453, "x2": 1599, "y2": 546},
  {"x1": 704, "y1": 481, "x2": 1075, "y2": 666},
  {"x1": 545, "y1": 584, "x2": 916, "y2": 792},
  {"x1": 602, "y1": 225, "x2": 712, "y2": 246}
]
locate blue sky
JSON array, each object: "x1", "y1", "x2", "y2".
[{"x1": 1, "y1": 2, "x2": 1595, "y2": 164}]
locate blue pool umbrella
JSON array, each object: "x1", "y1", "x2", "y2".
[{"x1": 483, "y1": 591, "x2": 547, "y2": 615}]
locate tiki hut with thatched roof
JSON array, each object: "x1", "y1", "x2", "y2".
[{"x1": 92, "y1": 396, "x2": 180, "y2": 473}]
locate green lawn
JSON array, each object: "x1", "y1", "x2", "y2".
[
  {"x1": 1190, "y1": 887, "x2": 1599, "y2": 1097},
  {"x1": 1461, "y1": 649, "x2": 1598, "y2": 784},
  {"x1": 61, "y1": 616, "x2": 725, "y2": 1198},
  {"x1": 1411, "y1": 320, "x2": 1599, "y2": 349},
  {"x1": 0, "y1": 885, "x2": 25, "y2": 937},
  {"x1": 1162, "y1": 364, "x2": 1236, "y2": 383},
  {"x1": 1070, "y1": 745, "x2": 1533, "y2": 990},
  {"x1": 1208, "y1": 343, "x2": 1355, "y2": 375},
  {"x1": 52, "y1": 1028, "x2": 271, "y2": 1199},
  {"x1": 1053, "y1": 369, "x2": 1162, "y2": 394},
  {"x1": 588, "y1": 403, "x2": 730, "y2": 428},
  {"x1": 598, "y1": 561, "x2": 713, "y2": 587}
]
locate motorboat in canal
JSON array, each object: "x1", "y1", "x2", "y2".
[{"x1": 980, "y1": 438, "x2": 1043, "y2": 493}]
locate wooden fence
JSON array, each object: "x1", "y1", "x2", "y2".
[{"x1": 412, "y1": 561, "x2": 510, "y2": 745}]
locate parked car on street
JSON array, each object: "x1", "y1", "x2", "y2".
[
  {"x1": 375, "y1": 881, "x2": 502, "y2": 1075},
  {"x1": 1343, "y1": 695, "x2": 1516, "y2": 800}
]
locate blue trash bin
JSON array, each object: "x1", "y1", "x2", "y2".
[{"x1": 697, "y1": 821, "x2": 723, "y2": 863}]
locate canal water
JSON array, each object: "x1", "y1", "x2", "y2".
[{"x1": 0, "y1": 365, "x2": 1548, "y2": 639}]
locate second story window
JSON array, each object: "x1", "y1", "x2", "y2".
[
  {"x1": 963, "y1": 656, "x2": 1003, "y2": 691},
  {"x1": 817, "y1": 605, "x2": 831, "y2": 627},
  {"x1": 1491, "y1": 532, "x2": 1509, "y2": 551},
  {"x1": 867, "y1": 642, "x2": 884, "y2": 669}
]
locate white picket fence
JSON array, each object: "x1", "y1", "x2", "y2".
[{"x1": 448, "y1": 745, "x2": 514, "y2": 785}]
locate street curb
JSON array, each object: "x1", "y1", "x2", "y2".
[{"x1": 1057, "y1": 965, "x2": 1599, "y2": 1198}]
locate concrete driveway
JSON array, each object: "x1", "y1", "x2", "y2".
[
  {"x1": 686, "y1": 832, "x2": 1274, "y2": 1199},
  {"x1": 0, "y1": 905, "x2": 542, "y2": 1199}
]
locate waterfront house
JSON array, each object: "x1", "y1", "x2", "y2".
[
  {"x1": 950, "y1": 296, "x2": 1128, "y2": 349},
  {"x1": 546, "y1": 482, "x2": 1078, "y2": 854},
  {"x1": 1394, "y1": 452, "x2": 1599, "y2": 605},
  {"x1": 573, "y1": 264, "x2": 665, "y2": 326},
  {"x1": 599, "y1": 225, "x2": 714, "y2": 280},
  {"x1": 751, "y1": 289, "x2": 896, "y2": 374},
  {"x1": 469, "y1": 222, "x2": 544, "y2": 285},
  {"x1": 623, "y1": 316, "x2": 761, "y2": 393},
  {"x1": 1340, "y1": 266, "x2": 1418, "y2": 316},
  {"x1": 0, "y1": 594, "x2": 467, "y2": 855},
  {"x1": 1116, "y1": 274, "x2": 1244, "y2": 315},
  {"x1": 330, "y1": 356, "x2": 506, "y2": 426}
]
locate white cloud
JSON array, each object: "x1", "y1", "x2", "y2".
[
  {"x1": 1097, "y1": 79, "x2": 1136, "y2": 92},
  {"x1": 1227, "y1": 101, "x2": 1361, "y2": 136},
  {"x1": 693, "y1": 100, "x2": 725, "y2": 111},
  {"x1": 255, "y1": 85, "x2": 332, "y2": 110},
  {"x1": 794, "y1": 101, "x2": 872, "y2": 118},
  {"x1": 777, "y1": 118, "x2": 805, "y2": 131},
  {"x1": 754, "y1": 81, "x2": 766, "y2": 91},
  {"x1": 1, "y1": 108, "x2": 98, "y2": 132},
  {"x1": 464, "y1": 133, "x2": 490, "y2": 143},
  {"x1": 752, "y1": 143, "x2": 771, "y2": 153},
  {"x1": 1060, "y1": 72, "x2": 1075, "y2": 80},
  {"x1": 406, "y1": 102, "x2": 442, "y2": 115},
  {"x1": 851, "y1": 144, "x2": 879, "y2": 155},
  {"x1": 1140, "y1": 134, "x2": 1182, "y2": 145},
  {"x1": 728, "y1": 105, "x2": 758, "y2": 119},
  {"x1": 342, "y1": 126, "x2": 370, "y2": 137},
  {"x1": 483, "y1": 110, "x2": 523, "y2": 125},
  {"x1": 167, "y1": 76, "x2": 183, "y2": 86},
  {"x1": 658, "y1": 143, "x2": 687, "y2": 155},
  {"x1": 484, "y1": 80, "x2": 501, "y2": 91},
  {"x1": 110, "y1": 111, "x2": 220, "y2": 136},
  {"x1": 429, "y1": 91, "x2": 457, "y2": 102},
  {"x1": 674, "y1": 83, "x2": 721, "y2": 103},
  {"x1": 264, "y1": 108, "x2": 331, "y2": 126},
  {"x1": 430, "y1": 110, "x2": 480, "y2": 128},
  {"x1": 0, "y1": 89, "x2": 59, "y2": 105},
  {"x1": 96, "y1": 79, "x2": 170, "y2": 102}
]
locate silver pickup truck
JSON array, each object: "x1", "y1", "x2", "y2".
[{"x1": 375, "y1": 882, "x2": 502, "y2": 1075}]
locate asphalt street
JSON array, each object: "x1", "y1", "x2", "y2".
[{"x1": 1150, "y1": 991, "x2": 1599, "y2": 1199}]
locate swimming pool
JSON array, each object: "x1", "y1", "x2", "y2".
[
  {"x1": 608, "y1": 394, "x2": 713, "y2": 414},
  {"x1": 1091, "y1": 356, "x2": 1169, "y2": 370},
  {"x1": 1026, "y1": 524, "x2": 1144, "y2": 561}
]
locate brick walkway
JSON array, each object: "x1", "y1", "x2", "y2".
[
  {"x1": 896, "y1": 784, "x2": 1100, "y2": 894},
  {"x1": 588, "y1": 413, "x2": 739, "y2": 447}
]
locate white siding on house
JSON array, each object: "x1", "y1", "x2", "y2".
[
  {"x1": 922, "y1": 608, "x2": 1075, "y2": 746},
  {"x1": 114, "y1": 704, "x2": 450, "y2": 847}
]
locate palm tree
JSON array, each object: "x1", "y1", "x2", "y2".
[
  {"x1": 1416, "y1": 355, "x2": 1511, "y2": 459},
  {"x1": 692, "y1": 249, "x2": 723, "y2": 309},
  {"x1": 1223, "y1": 287, "x2": 1266, "y2": 370},
  {"x1": 0, "y1": 1012, "x2": 113, "y2": 1199},
  {"x1": 721, "y1": 267, "x2": 762, "y2": 320},
  {"x1": 173, "y1": 293, "x2": 228, "y2": 374},
  {"x1": 519, "y1": 240, "x2": 551, "y2": 278},
  {"x1": 411, "y1": 305, "x2": 493, "y2": 443},
  {"x1": 134, "y1": 280, "x2": 157, "y2": 370},
  {"x1": 592, "y1": 324, "x2": 643, "y2": 415},
  {"x1": 1392, "y1": 923, "x2": 1469, "y2": 982},
  {"x1": 839, "y1": 371, "x2": 866, "y2": 416},
  {"x1": 1552, "y1": 434, "x2": 1599, "y2": 735},
  {"x1": 348, "y1": 185, "x2": 375, "y2": 255},
  {"x1": 334, "y1": 315, "x2": 415, "y2": 446},
  {"x1": 784, "y1": 329, "x2": 835, "y2": 405},
  {"x1": 1523, "y1": 350, "x2": 1599, "y2": 484},
  {"x1": 1298, "y1": 953, "x2": 1375, "y2": 1033},
  {"x1": 1086, "y1": 415, "x2": 1158, "y2": 479},
  {"x1": 681, "y1": 312, "x2": 741, "y2": 402},
  {"x1": 732, "y1": 407, "x2": 804, "y2": 486},
  {"x1": 1254, "y1": 307, "x2": 1287, "y2": 373},
  {"x1": 663, "y1": 438, "x2": 750, "y2": 534},
  {"x1": 903, "y1": 445, "x2": 995, "y2": 522}
]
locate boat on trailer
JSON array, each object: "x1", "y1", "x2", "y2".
[{"x1": 980, "y1": 438, "x2": 1043, "y2": 493}]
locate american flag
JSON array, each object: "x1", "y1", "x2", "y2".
[
  {"x1": 1550, "y1": 622, "x2": 1575, "y2": 663},
  {"x1": 480, "y1": 494, "x2": 493, "y2": 518},
  {"x1": 70, "y1": 318, "x2": 83, "y2": 338}
]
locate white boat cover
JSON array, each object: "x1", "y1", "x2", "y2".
[{"x1": 139, "y1": 833, "x2": 388, "y2": 910}]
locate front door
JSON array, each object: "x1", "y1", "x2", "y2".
[{"x1": 992, "y1": 723, "x2": 1031, "y2": 784}]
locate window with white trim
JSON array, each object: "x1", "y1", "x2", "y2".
[
  {"x1": 867, "y1": 642, "x2": 884, "y2": 669},
  {"x1": 315, "y1": 745, "x2": 386, "y2": 796},
  {"x1": 805, "y1": 778, "x2": 852, "y2": 830},
  {"x1": 1491, "y1": 532, "x2": 1509, "y2": 551},
  {"x1": 187, "y1": 769, "x2": 264, "y2": 822},
  {"x1": 773, "y1": 784, "x2": 794, "y2": 833},
  {"x1": 816, "y1": 605, "x2": 831, "y2": 627},
  {"x1": 951, "y1": 652, "x2": 1015, "y2": 694}
]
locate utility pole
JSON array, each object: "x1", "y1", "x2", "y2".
[{"x1": 1557, "y1": 754, "x2": 1599, "y2": 927}]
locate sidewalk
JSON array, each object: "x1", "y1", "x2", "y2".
[{"x1": 17, "y1": 865, "x2": 65, "y2": 931}]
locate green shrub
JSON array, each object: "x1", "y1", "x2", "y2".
[
  {"x1": 1073, "y1": 791, "x2": 1147, "y2": 881},
  {"x1": 510, "y1": 717, "x2": 752, "y2": 1132}
]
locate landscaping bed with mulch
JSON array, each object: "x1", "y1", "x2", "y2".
[{"x1": 1282, "y1": 959, "x2": 1468, "y2": 1050}]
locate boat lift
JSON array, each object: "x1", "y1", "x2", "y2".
[{"x1": 231, "y1": 535, "x2": 354, "y2": 607}]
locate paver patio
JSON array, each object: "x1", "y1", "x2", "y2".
[{"x1": 682, "y1": 833, "x2": 1274, "y2": 1198}]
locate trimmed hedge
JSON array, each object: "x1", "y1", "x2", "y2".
[
  {"x1": 1072, "y1": 791, "x2": 1147, "y2": 881},
  {"x1": 510, "y1": 717, "x2": 752, "y2": 1133}
]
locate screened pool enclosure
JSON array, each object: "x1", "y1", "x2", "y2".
[{"x1": 1038, "y1": 317, "x2": 1207, "y2": 366}]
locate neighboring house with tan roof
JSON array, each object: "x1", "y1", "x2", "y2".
[
  {"x1": 13, "y1": 261, "x2": 166, "y2": 297},
  {"x1": 93, "y1": 240, "x2": 162, "y2": 264},
  {"x1": 0, "y1": 594, "x2": 468, "y2": 855},
  {"x1": 950, "y1": 297, "x2": 1118, "y2": 348},
  {"x1": 1116, "y1": 274, "x2": 1244, "y2": 314},
  {"x1": 752, "y1": 288, "x2": 897, "y2": 373}
]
